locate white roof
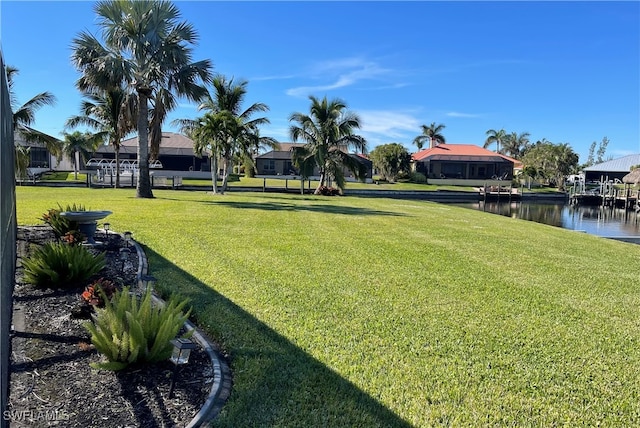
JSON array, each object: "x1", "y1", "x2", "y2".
[{"x1": 583, "y1": 154, "x2": 640, "y2": 172}]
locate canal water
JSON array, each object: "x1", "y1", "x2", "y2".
[{"x1": 452, "y1": 201, "x2": 640, "y2": 238}]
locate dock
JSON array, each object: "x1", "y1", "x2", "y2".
[
  {"x1": 569, "y1": 179, "x2": 639, "y2": 210},
  {"x1": 476, "y1": 185, "x2": 521, "y2": 202}
]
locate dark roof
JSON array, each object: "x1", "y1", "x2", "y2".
[
  {"x1": 96, "y1": 132, "x2": 202, "y2": 156},
  {"x1": 256, "y1": 151, "x2": 293, "y2": 160}
]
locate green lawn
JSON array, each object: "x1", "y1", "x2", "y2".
[{"x1": 15, "y1": 187, "x2": 640, "y2": 427}]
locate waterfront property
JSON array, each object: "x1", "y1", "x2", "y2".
[
  {"x1": 255, "y1": 143, "x2": 374, "y2": 181},
  {"x1": 90, "y1": 132, "x2": 208, "y2": 172},
  {"x1": 412, "y1": 143, "x2": 521, "y2": 186},
  {"x1": 582, "y1": 154, "x2": 640, "y2": 182}
]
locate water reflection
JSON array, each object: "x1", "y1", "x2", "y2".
[{"x1": 453, "y1": 201, "x2": 640, "y2": 237}]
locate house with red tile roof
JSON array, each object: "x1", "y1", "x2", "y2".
[{"x1": 412, "y1": 144, "x2": 521, "y2": 184}]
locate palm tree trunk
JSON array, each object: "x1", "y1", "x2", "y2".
[
  {"x1": 221, "y1": 157, "x2": 232, "y2": 193},
  {"x1": 210, "y1": 154, "x2": 219, "y2": 194},
  {"x1": 115, "y1": 147, "x2": 121, "y2": 188},
  {"x1": 136, "y1": 89, "x2": 153, "y2": 198},
  {"x1": 314, "y1": 170, "x2": 326, "y2": 194},
  {"x1": 74, "y1": 151, "x2": 79, "y2": 180}
]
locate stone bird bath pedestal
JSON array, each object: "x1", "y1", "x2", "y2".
[{"x1": 60, "y1": 210, "x2": 112, "y2": 246}]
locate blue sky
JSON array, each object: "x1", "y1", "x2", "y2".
[{"x1": 2, "y1": 1, "x2": 639, "y2": 162}]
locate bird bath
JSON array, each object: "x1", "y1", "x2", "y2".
[{"x1": 59, "y1": 210, "x2": 112, "y2": 245}]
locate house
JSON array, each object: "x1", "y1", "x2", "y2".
[
  {"x1": 90, "y1": 132, "x2": 209, "y2": 171},
  {"x1": 14, "y1": 131, "x2": 73, "y2": 174},
  {"x1": 255, "y1": 143, "x2": 373, "y2": 181},
  {"x1": 583, "y1": 154, "x2": 640, "y2": 182},
  {"x1": 255, "y1": 143, "x2": 303, "y2": 176},
  {"x1": 412, "y1": 144, "x2": 519, "y2": 185}
]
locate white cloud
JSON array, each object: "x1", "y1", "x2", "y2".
[
  {"x1": 446, "y1": 111, "x2": 482, "y2": 118},
  {"x1": 358, "y1": 110, "x2": 421, "y2": 142},
  {"x1": 285, "y1": 57, "x2": 392, "y2": 97},
  {"x1": 251, "y1": 74, "x2": 297, "y2": 82}
]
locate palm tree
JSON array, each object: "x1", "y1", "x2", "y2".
[
  {"x1": 6, "y1": 65, "x2": 61, "y2": 159},
  {"x1": 240, "y1": 128, "x2": 279, "y2": 178},
  {"x1": 65, "y1": 87, "x2": 137, "y2": 187},
  {"x1": 174, "y1": 76, "x2": 273, "y2": 193},
  {"x1": 289, "y1": 95, "x2": 367, "y2": 194},
  {"x1": 484, "y1": 128, "x2": 507, "y2": 153},
  {"x1": 71, "y1": 0, "x2": 212, "y2": 198},
  {"x1": 413, "y1": 122, "x2": 446, "y2": 150},
  {"x1": 14, "y1": 145, "x2": 31, "y2": 183},
  {"x1": 502, "y1": 131, "x2": 531, "y2": 159},
  {"x1": 61, "y1": 131, "x2": 101, "y2": 180}
]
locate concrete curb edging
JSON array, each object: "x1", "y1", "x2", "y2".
[{"x1": 131, "y1": 238, "x2": 232, "y2": 427}]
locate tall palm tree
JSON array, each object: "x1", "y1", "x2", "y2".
[
  {"x1": 413, "y1": 122, "x2": 446, "y2": 150},
  {"x1": 65, "y1": 87, "x2": 137, "y2": 187},
  {"x1": 289, "y1": 95, "x2": 367, "y2": 194},
  {"x1": 484, "y1": 128, "x2": 507, "y2": 153},
  {"x1": 61, "y1": 131, "x2": 101, "y2": 180},
  {"x1": 174, "y1": 76, "x2": 272, "y2": 194},
  {"x1": 501, "y1": 131, "x2": 531, "y2": 159},
  {"x1": 6, "y1": 65, "x2": 61, "y2": 159},
  {"x1": 71, "y1": 0, "x2": 212, "y2": 198}
]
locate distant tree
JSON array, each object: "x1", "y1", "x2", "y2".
[
  {"x1": 61, "y1": 131, "x2": 101, "y2": 180},
  {"x1": 413, "y1": 122, "x2": 446, "y2": 150},
  {"x1": 484, "y1": 128, "x2": 507, "y2": 153},
  {"x1": 289, "y1": 95, "x2": 367, "y2": 194},
  {"x1": 523, "y1": 140, "x2": 579, "y2": 190},
  {"x1": 584, "y1": 141, "x2": 597, "y2": 167},
  {"x1": 14, "y1": 145, "x2": 31, "y2": 183},
  {"x1": 174, "y1": 76, "x2": 272, "y2": 193},
  {"x1": 6, "y1": 65, "x2": 61, "y2": 158},
  {"x1": 502, "y1": 131, "x2": 530, "y2": 159},
  {"x1": 240, "y1": 128, "x2": 279, "y2": 178},
  {"x1": 369, "y1": 143, "x2": 411, "y2": 182},
  {"x1": 522, "y1": 165, "x2": 537, "y2": 189},
  {"x1": 596, "y1": 136, "x2": 609, "y2": 164},
  {"x1": 65, "y1": 86, "x2": 137, "y2": 187}
]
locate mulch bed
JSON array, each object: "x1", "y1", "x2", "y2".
[{"x1": 9, "y1": 226, "x2": 213, "y2": 427}]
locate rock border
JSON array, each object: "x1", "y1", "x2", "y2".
[{"x1": 131, "y1": 237, "x2": 232, "y2": 427}]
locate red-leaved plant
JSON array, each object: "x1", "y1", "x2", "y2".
[{"x1": 81, "y1": 278, "x2": 117, "y2": 307}]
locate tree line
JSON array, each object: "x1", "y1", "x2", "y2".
[{"x1": 9, "y1": 0, "x2": 608, "y2": 194}]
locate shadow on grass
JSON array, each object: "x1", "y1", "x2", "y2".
[
  {"x1": 144, "y1": 246, "x2": 412, "y2": 427},
  {"x1": 199, "y1": 200, "x2": 406, "y2": 217},
  {"x1": 154, "y1": 193, "x2": 406, "y2": 217}
]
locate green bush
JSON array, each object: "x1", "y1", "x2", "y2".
[
  {"x1": 40, "y1": 203, "x2": 86, "y2": 238},
  {"x1": 86, "y1": 286, "x2": 192, "y2": 371},
  {"x1": 410, "y1": 172, "x2": 427, "y2": 183},
  {"x1": 22, "y1": 242, "x2": 105, "y2": 288}
]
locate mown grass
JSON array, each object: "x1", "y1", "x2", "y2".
[
  {"x1": 39, "y1": 171, "x2": 87, "y2": 182},
  {"x1": 185, "y1": 175, "x2": 474, "y2": 192},
  {"x1": 15, "y1": 187, "x2": 640, "y2": 427}
]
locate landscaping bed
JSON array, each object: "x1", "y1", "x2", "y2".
[{"x1": 9, "y1": 225, "x2": 213, "y2": 427}]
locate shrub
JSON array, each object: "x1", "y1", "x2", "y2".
[
  {"x1": 85, "y1": 286, "x2": 192, "y2": 371},
  {"x1": 410, "y1": 172, "x2": 427, "y2": 183},
  {"x1": 22, "y1": 242, "x2": 105, "y2": 288},
  {"x1": 317, "y1": 186, "x2": 341, "y2": 196},
  {"x1": 41, "y1": 203, "x2": 86, "y2": 238}
]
